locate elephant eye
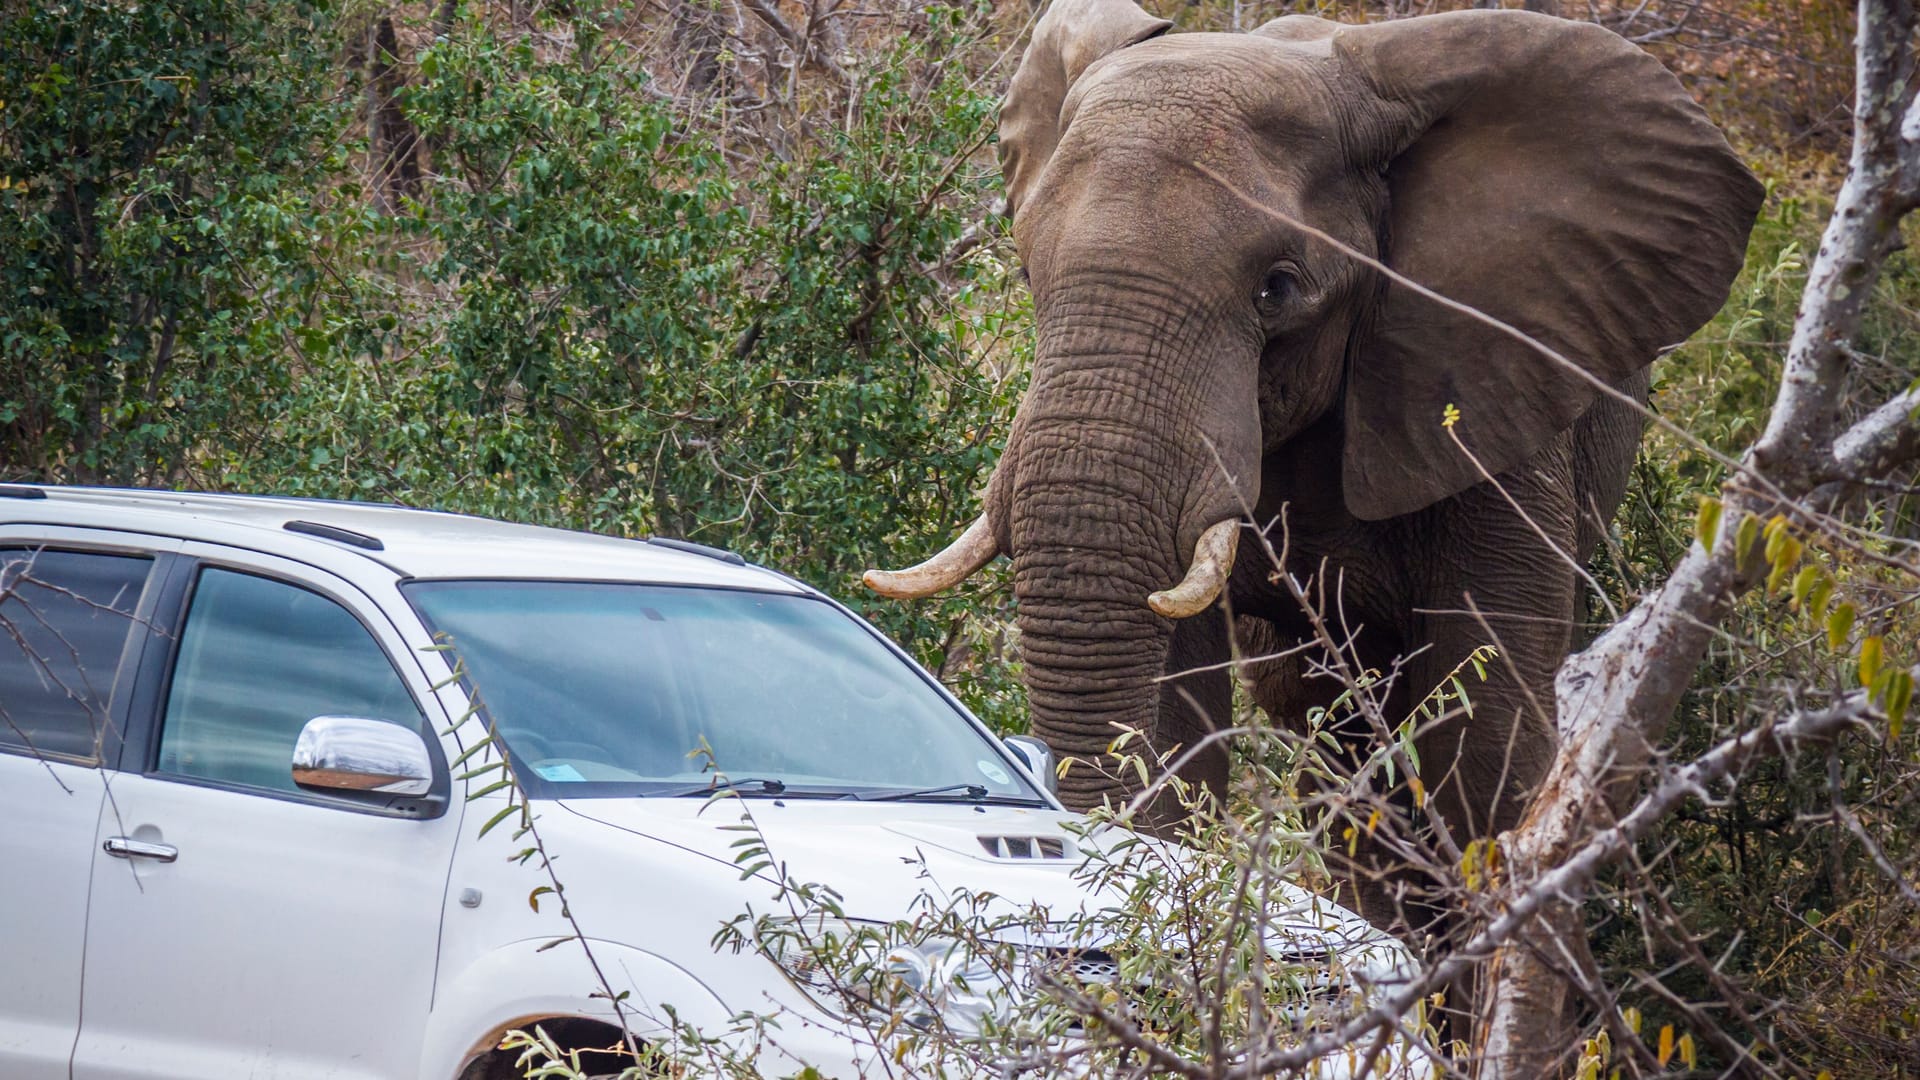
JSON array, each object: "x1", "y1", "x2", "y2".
[{"x1": 1257, "y1": 267, "x2": 1295, "y2": 304}]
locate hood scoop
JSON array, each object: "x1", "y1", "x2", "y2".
[
  {"x1": 978, "y1": 835, "x2": 1072, "y2": 860},
  {"x1": 881, "y1": 819, "x2": 1081, "y2": 863}
]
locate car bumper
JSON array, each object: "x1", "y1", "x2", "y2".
[{"x1": 729, "y1": 1013, "x2": 1436, "y2": 1080}]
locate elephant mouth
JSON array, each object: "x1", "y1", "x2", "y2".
[{"x1": 862, "y1": 513, "x2": 1240, "y2": 622}]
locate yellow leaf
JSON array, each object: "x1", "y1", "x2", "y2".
[
  {"x1": 1657, "y1": 1024, "x2": 1675, "y2": 1066},
  {"x1": 1828, "y1": 603, "x2": 1857, "y2": 651},
  {"x1": 1860, "y1": 635, "x2": 1885, "y2": 687},
  {"x1": 1734, "y1": 514, "x2": 1761, "y2": 570},
  {"x1": 1441, "y1": 403, "x2": 1461, "y2": 429},
  {"x1": 1622, "y1": 1006, "x2": 1642, "y2": 1035},
  {"x1": 1366, "y1": 806, "x2": 1382, "y2": 836},
  {"x1": 1762, "y1": 514, "x2": 1790, "y2": 560},
  {"x1": 1766, "y1": 543, "x2": 1797, "y2": 595},
  {"x1": 1806, "y1": 575, "x2": 1835, "y2": 621},
  {"x1": 1694, "y1": 496, "x2": 1723, "y2": 550},
  {"x1": 1790, "y1": 564, "x2": 1821, "y2": 608},
  {"x1": 1678, "y1": 1033, "x2": 1697, "y2": 1069},
  {"x1": 1409, "y1": 775, "x2": 1426, "y2": 807}
]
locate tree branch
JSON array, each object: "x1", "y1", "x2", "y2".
[
  {"x1": 1227, "y1": 695, "x2": 1875, "y2": 1079},
  {"x1": 1751, "y1": 0, "x2": 1919, "y2": 487},
  {"x1": 1830, "y1": 384, "x2": 1920, "y2": 481}
]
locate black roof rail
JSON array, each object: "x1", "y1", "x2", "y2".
[
  {"x1": 0, "y1": 484, "x2": 47, "y2": 500},
  {"x1": 646, "y1": 536, "x2": 747, "y2": 566},
  {"x1": 284, "y1": 520, "x2": 385, "y2": 551}
]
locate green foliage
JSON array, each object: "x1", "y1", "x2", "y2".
[
  {"x1": 1, "y1": 0, "x2": 1030, "y2": 726},
  {"x1": 0, "y1": 0, "x2": 344, "y2": 481}
]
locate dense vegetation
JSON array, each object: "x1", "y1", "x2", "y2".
[
  {"x1": 1, "y1": 0, "x2": 1031, "y2": 722},
  {"x1": 4, "y1": 0, "x2": 1915, "y2": 1073}
]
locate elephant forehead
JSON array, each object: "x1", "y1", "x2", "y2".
[{"x1": 1067, "y1": 33, "x2": 1346, "y2": 149}]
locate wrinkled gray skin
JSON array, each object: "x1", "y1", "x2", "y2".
[{"x1": 885, "y1": 3, "x2": 1760, "y2": 933}]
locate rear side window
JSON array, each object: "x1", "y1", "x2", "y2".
[
  {"x1": 0, "y1": 549, "x2": 153, "y2": 763},
  {"x1": 157, "y1": 567, "x2": 424, "y2": 794}
]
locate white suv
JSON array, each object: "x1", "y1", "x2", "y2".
[{"x1": 1, "y1": 485, "x2": 1422, "y2": 1080}]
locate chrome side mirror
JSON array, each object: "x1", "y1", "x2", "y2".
[
  {"x1": 1003, "y1": 735, "x2": 1058, "y2": 798},
  {"x1": 292, "y1": 716, "x2": 434, "y2": 797}
]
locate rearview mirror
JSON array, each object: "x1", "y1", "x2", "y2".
[
  {"x1": 1003, "y1": 735, "x2": 1058, "y2": 798},
  {"x1": 292, "y1": 715, "x2": 434, "y2": 798}
]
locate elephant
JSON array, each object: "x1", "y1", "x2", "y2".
[{"x1": 863, "y1": 0, "x2": 1761, "y2": 934}]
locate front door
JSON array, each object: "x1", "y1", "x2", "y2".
[
  {"x1": 72, "y1": 550, "x2": 462, "y2": 1080},
  {"x1": 0, "y1": 537, "x2": 168, "y2": 1080}
]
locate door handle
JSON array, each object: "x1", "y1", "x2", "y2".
[{"x1": 103, "y1": 837, "x2": 178, "y2": 863}]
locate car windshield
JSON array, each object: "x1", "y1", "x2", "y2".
[{"x1": 404, "y1": 581, "x2": 1044, "y2": 802}]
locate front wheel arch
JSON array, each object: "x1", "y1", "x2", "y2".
[
  {"x1": 455, "y1": 1015, "x2": 643, "y2": 1080},
  {"x1": 419, "y1": 938, "x2": 731, "y2": 1080}
]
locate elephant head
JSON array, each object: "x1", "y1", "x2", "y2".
[{"x1": 867, "y1": 2, "x2": 1760, "y2": 814}]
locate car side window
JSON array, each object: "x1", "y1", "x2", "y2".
[
  {"x1": 0, "y1": 548, "x2": 153, "y2": 764},
  {"x1": 157, "y1": 566, "x2": 425, "y2": 794}
]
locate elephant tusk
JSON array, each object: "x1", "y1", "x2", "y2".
[
  {"x1": 1147, "y1": 519, "x2": 1239, "y2": 619},
  {"x1": 862, "y1": 514, "x2": 999, "y2": 599}
]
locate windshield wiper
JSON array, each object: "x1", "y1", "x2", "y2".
[
  {"x1": 856, "y1": 782, "x2": 993, "y2": 802},
  {"x1": 654, "y1": 776, "x2": 793, "y2": 798}
]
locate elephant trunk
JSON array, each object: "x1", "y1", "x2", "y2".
[
  {"x1": 999, "y1": 286, "x2": 1261, "y2": 813},
  {"x1": 1018, "y1": 582, "x2": 1173, "y2": 810}
]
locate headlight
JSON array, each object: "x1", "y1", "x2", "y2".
[
  {"x1": 882, "y1": 938, "x2": 1005, "y2": 1033},
  {"x1": 758, "y1": 918, "x2": 1014, "y2": 1036}
]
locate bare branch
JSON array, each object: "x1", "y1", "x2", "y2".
[
  {"x1": 1830, "y1": 384, "x2": 1920, "y2": 481},
  {"x1": 1752, "y1": 0, "x2": 1920, "y2": 486}
]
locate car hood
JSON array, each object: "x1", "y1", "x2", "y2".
[
  {"x1": 551, "y1": 796, "x2": 1402, "y2": 965},
  {"x1": 557, "y1": 796, "x2": 1108, "y2": 923}
]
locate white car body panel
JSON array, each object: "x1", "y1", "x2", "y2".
[{"x1": 0, "y1": 757, "x2": 104, "y2": 1080}]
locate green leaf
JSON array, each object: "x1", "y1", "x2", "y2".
[
  {"x1": 470, "y1": 778, "x2": 515, "y2": 800},
  {"x1": 1886, "y1": 671, "x2": 1912, "y2": 739},
  {"x1": 477, "y1": 803, "x2": 519, "y2": 839},
  {"x1": 1734, "y1": 514, "x2": 1762, "y2": 570},
  {"x1": 450, "y1": 737, "x2": 496, "y2": 770},
  {"x1": 456, "y1": 760, "x2": 505, "y2": 782},
  {"x1": 1789, "y1": 564, "x2": 1822, "y2": 609}
]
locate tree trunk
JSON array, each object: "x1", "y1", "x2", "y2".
[
  {"x1": 1470, "y1": 0, "x2": 1920, "y2": 1069},
  {"x1": 367, "y1": 15, "x2": 421, "y2": 213}
]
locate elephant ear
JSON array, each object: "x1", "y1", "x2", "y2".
[
  {"x1": 1330, "y1": 11, "x2": 1762, "y2": 520},
  {"x1": 1000, "y1": 0, "x2": 1172, "y2": 218}
]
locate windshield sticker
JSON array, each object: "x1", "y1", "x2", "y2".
[
  {"x1": 977, "y1": 759, "x2": 1011, "y2": 785},
  {"x1": 534, "y1": 762, "x2": 587, "y2": 782}
]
